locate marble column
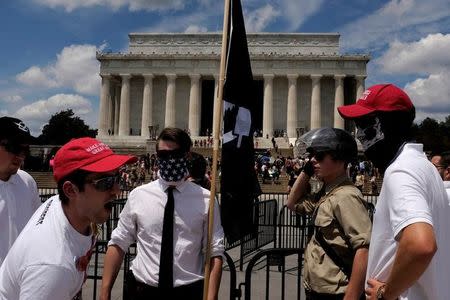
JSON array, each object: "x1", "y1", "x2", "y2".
[
  {"x1": 98, "y1": 74, "x2": 111, "y2": 136},
  {"x1": 212, "y1": 75, "x2": 219, "y2": 137},
  {"x1": 141, "y1": 74, "x2": 154, "y2": 137},
  {"x1": 356, "y1": 75, "x2": 366, "y2": 99},
  {"x1": 107, "y1": 94, "x2": 113, "y2": 135},
  {"x1": 310, "y1": 74, "x2": 322, "y2": 130},
  {"x1": 113, "y1": 85, "x2": 120, "y2": 135},
  {"x1": 333, "y1": 74, "x2": 345, "y2": 129},
  {"x1": 286, "y1": 74, "x2": 298, "y2": 138},
  {"x1": 164, "y1": 74, "x2": 177, "y2": 128},
  {"x1": 263, "y1": 74, "x2": 274, "y2": 138},
  {"x1": 188, "y1": 74, "x2": 201, "y2": 136},
  {"x1": 118, "y1": 74, "x2": 131, "y2": 136}
]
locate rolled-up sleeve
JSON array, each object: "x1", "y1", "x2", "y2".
[
  {"x1": 203, "y1": 198, "x2": 224, "y2": 259},
  {"x1": 108, "y1": 196, "x2": 137, "y2": 253}
]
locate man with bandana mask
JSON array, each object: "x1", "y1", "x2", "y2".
[
  {"x1": 100, "y1": 128, "x2": 224, "y2": 300},
  {"x1": 338, "y1": 84, "x2": 450, "y2": 300}
]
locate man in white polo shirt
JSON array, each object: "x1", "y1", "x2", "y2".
[
  {"x1": 0, "y1": 116, "x2": 40, "y2": 266},
  {"x1": 338, "y1": 84, "x2": 450, "y2": 300}
]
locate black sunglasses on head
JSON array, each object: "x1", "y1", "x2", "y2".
[
  {"x1": 87, "y1": 174, "x2": 121, "y2": 192},
  {"x1": 0, "y1": 141, "x2": 29, "y2": 156},
  {"x1": 156, "y1": 149, "x2": 185, "y2": 159}
]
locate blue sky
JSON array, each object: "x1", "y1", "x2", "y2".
[{"x1": 1, "y1": 0, "x2": 449, "y2": 135}]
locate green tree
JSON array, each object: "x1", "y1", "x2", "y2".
[
  {"x1": 414, "y1": 115, "x2": 450, "y2": 154},
  {"x1": 37, "y1": 109, "x2": 97, "y2": 145}
]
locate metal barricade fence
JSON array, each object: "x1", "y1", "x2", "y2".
[
  {"x1": 238, "y1": 248, "x2": 304, "y2": 300},
  {"x1": 36, "y1": 189, "x2": 377, "y2": 300}
]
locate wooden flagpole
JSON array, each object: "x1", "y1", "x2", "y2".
[{"x1": 202, "y1": 0, "x2": 230, "y2": 299}]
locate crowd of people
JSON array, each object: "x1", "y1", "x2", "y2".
[{"x1": 1, "y1": 83, "x2": 450, "y2": 300}]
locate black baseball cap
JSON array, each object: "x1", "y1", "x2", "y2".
[{"x1": 0, "y1": 116, "x2": 33, "y2": 144}]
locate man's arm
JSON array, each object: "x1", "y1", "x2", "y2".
[
  {"x1": 207, "y1": 256, "x2": 223, "y2": 300},
  {"x1": 344, "y1": 247, "x2": 368, "y2": 300},
  {"x1": 100, "y1": 245, "x2": 126, "y2": 300},
  {"x1": 366, "y1": 222, "x2": 437, "y2": 300}
]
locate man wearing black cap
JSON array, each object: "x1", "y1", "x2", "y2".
[
  {"x1": 0, "y1": 116, "x2": 40, "y2": 265},
  {"x1": 338, "y1": 84, "x2": 450, "y2": 300}
]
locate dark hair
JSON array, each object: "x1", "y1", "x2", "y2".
[
  {"x1": 156, "y1": 127, "x2": 192, "y2": 154},
  {"x1": 188, "y1": 152, "x2": 207, "y2": 179},
  {"x1": 437, "y1": 151, "x2": 450, "y2": 168},
  {"x1": 57, "y1": 170, "x2": 89, "y2": 204}
]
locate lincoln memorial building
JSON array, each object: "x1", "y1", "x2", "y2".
[{"x1": 96, "y1": 33, "x2": 369, "y2": 146}]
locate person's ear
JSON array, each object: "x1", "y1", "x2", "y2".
[{"x1": 62, "y1": 181, "x2": 78, "y2": 199}]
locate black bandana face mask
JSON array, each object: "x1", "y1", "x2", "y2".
[
  {"x1": 356, "y1": 116, "x2": 385, "y2": 151},
  {"x1": 156, "y1": 151, "x2": 187, "y2": 182}
]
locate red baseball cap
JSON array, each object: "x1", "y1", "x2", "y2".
[
  {"x1": 338, "y1": 84, "x2": 414, "y2": 119},
  {"x1": 53, "y1": 137, "x2": 137, "y2": 182}
]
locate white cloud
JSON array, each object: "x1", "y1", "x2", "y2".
[
  {"x1": 139, "y1": 9, "x2": 217, "y2": 33},
  {"x1": 14, "y1": 94, "x2": 94, "y2": 135},
  {"x1": 1, "y1": 95, "x2": 23, "y2": 103},
  {"x1": 184, "y1": 25, "x2": 208, "y2": 33},
  {"x1": 279, "y1": 0, "x2": 324, "y2": 31},
  {"x1": 33, "y1": 0, "x2": 186, "y2": 12},
  {"x1": 16, "y1": 66, "x2": 58, "y2": 88},
  {"x1": 377, "y1": 33, "x2": 450, "y2": 75},
  {"x1": 16, "y1": 44, "x2": 103, "y2": 96},
  {"x1": 340, "y1": 0, "x2": 450, "y2": 51},
  {"x1": 245, "y1": 4, "x2": 280, "y2": 32},
  {"x1": 405, "y1": 71, "x2": 450, "y2": 118}
]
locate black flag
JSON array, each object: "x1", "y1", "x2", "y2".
[{"x1": 220, "y1": 0, "x2": 262, "y2": 244}]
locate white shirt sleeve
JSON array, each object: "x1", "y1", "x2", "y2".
[
  {"x1": 31, "y1": 179, "x2": 41, "y2": 211},
  {"x1": 385, "y1": 168, "x2": 433, "y2": 239},
  {"x1": 108, "y1": 197, "x2": 137, "y2": 253},
  {"x1": 19, "y1": 265, "x2": 78, "y2": 300},
  {"x1": 203, "y1": 198, "x2": 225, "y2": 259}
]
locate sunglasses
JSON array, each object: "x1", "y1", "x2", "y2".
[
  {"x1": 156, "y1": 149, "x2": 185, "y2": 159},
  {"x1": 0, "y1": 141, "x2": 29, "y2": 156},
  {"x1": 310, "y1": 151, "x2": 329, "y2": 162},
  {"x1": 87, "y1": 174, "x2": 120, "y2": 192}
]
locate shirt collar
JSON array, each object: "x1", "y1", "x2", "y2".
[
  {"x1": 324, "y1": 174, "x2": 350, "y2": 194},
  {"x1": 0, "y1": 172, "x2": 19, "y2": 185},
  {"x1": 158, "y1": 177, "x2": 189, "y2": 193}
]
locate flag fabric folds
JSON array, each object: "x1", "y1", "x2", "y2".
[{"x1": 220, "y1": 0, "x2": 262, "y2": 244}]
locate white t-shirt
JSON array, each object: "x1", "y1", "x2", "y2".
[
  {"x1": 109, "y1": 178, "x2": 224, "y2": 287},
  {"x1": 366, "y1": 143, "x2": 450, "y2": 299},
  {"x1": 0, "y1": 170, "x2": 40, "y2": 265},
  {"x1": 444, "y1": 181, "x2": 450, "y2": 203},
  {"x1": 0, "y1": 196, "x2": 93, "y2": 300}
]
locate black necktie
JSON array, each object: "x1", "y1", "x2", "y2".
[{"x1": 159, "y1": 186, "x2": 175, "y2": 289}]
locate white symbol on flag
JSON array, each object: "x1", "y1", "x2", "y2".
[{"x1": 223, "y1": 100, "x2": 251, "y2": 148}]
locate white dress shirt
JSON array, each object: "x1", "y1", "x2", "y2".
[{"x1": 109, "y1": 178, "x2": 224, "y2": 287}]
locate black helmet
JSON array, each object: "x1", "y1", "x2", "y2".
[{"x1": 303, "y1": 127, "x2": 357, "y2": 162}]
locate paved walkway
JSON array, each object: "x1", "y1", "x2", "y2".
[{"x1": 82, "y1": 246, "x2": 306, "y2": 300}]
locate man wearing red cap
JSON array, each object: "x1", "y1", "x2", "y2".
[
  {"x1": 338, "y1": 84, "x2": 450, "y2": 300},
  {"x1": 0, "y1": 116, "x2": 40, "y2": 266},
  {"x1": 0, "y1": 137, "x2": 136, "y2": 300}
]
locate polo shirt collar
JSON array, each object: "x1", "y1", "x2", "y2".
[{"x1": 0, "y1": 172, "x2": 19, "y2": 185}]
